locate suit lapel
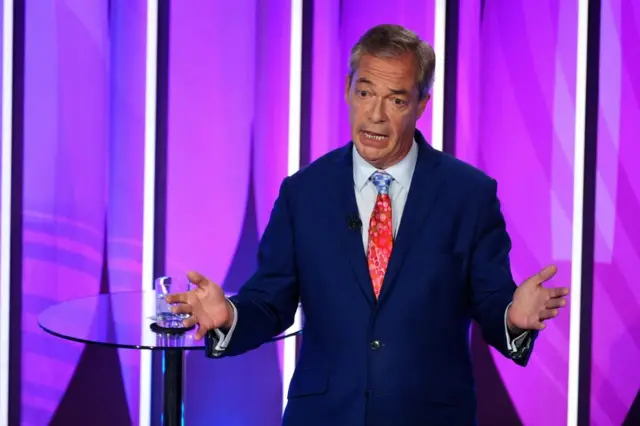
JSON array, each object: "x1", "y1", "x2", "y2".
[
  {"x1": 378, "y1": 133, "x2": 446, "y2": 304},
  {"x1": 333, "y1": 144, "x2": 376, "y2": 306}
]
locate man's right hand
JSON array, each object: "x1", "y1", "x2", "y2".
[{"x1": 165, "y1": 271, "x2": 234, "y2": 340}]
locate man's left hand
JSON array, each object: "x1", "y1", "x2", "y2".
[{"x1": 507, "y1": 265, "x2": 569, "y2": 334}]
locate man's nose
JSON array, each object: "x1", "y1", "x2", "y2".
[{"x1": 368, "y1": 98, "x2": 387, "y2": 123}]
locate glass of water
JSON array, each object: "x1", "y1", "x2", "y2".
[{"x1": 154, "y1": 276, "x2": 191, "y2": 329}]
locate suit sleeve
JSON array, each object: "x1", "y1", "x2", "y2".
[
  {"x1": 469, "y1": 178, "x2": 536, "y2": 366},
  {"x1": 205, "y1": 177, "x2": 299, "y2": 357}
]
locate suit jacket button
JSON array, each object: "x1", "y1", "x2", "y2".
[{"x1": 370, "y1": 340, "x2": 381, "y2": 350}]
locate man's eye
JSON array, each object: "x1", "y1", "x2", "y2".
[
  {"x1": 357, "y1": 90, "x2": 369, "y2": 97},
  {"x1": 393, "y1": 98, "x2": 406, "y2": 106}
]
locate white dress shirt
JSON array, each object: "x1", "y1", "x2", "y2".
[
  {"x1": 211, "y1": 140, "x2": 529, "y2": 355},
  {"x1": 353, "y1": 137, "x2": 418, "y2": 250}
]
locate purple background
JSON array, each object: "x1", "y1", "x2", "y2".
[
  {"x1": 456, "y1": 1, "x2": 576, "y2": 424},
  {"x1": 591, "y1": 0, "x2": 640, "y2": 424},
  {"x1": 164, "y1": 2, "x2": 291, "y2": 425},
  {"x1": 308, "y1": 0, "x2": 435, "y2": 161},
  {"x1": 3, "y1": 0, "x2": 639, "y2": 425},
  {"x1": 21, "y1": 1, "x2": 146, "y2": 424}
]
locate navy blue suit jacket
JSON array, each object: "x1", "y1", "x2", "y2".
[{"x1": 208, "y1": 130, "x2": 534, "y2": 425}]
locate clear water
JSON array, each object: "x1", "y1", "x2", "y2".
[{"x1": 156, "y1": 293, "x2": 190, "y2": 328}]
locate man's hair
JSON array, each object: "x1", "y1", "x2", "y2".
[{"x1": 348, "y1": 24, "x2": 436, "y2": 100}]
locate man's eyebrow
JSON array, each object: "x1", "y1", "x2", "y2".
[
  {"x1": 355, "y1": 78, "x2": 411, "y2": 96},
  {"x1": 389, "y1": 88, "x2": 410, "y2": 96},
  {"x1": 356, "y1": 77, "x2": 373, "y2": 85}
]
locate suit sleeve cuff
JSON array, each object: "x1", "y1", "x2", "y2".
[{"x1": 206, "y1": 298, "x2": 238, "y2": 358}]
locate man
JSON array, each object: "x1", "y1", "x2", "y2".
[{"x1": 168, "y1": 24, "x2": 569, "y2": 425}]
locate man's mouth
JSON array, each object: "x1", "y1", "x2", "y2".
[{"x1": 360, "y1": 130, "x2": 389, "y2": 142}]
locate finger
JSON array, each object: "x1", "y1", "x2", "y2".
[
  {"x1": 528, "y1": 320, "x2": 546, "y2": 331},
  {"x1": 187, "y1": 271, "x2": 212, "y2": 289},
  {"x1": 530, "y1": 265, "x2": 558, "y2": 286},
  {"x1": 545, "y1": 298, "x2": 566, "y2": 309},
  {"x1": 182, "y1": 315, "x2": 198, "y2": 328},
  {"x1": 548, "y1": 286, "x2": 569, "y2": 298},
  {"x1": 171, "y1": 303, "x2": 193, "y2": 315},
  {"x1": 539, "y1": 308, "x2": 559, "y2": 321},
  {"x1": 165, "y1": 292, "x2": 189, "y2": 304},
  {"x1": 194, "y1": 326, "x2": 208, "y2": 341}
]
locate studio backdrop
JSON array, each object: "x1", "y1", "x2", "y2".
[{"x1": 0, "y1": 1, "x2": 638, "y2": 426}]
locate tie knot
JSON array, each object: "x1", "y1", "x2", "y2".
[{"x1": 370, "y1": 171, "x2": 393, "y2": 195}]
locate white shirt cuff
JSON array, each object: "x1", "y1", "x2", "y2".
[
  {"x1": 504, "y1": 302, "x2": 530, "y2": 353},
  {"x1": 210, "y1": 298, "x2": 238, "y2": 356}
]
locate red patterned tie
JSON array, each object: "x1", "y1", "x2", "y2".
[{"x1": 367, "y1": 171, "x2": 393, "y2": 299}]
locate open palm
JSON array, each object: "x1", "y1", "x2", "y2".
[{"x1": 507, "y1": 265, "x2": 569, "y2": 332}]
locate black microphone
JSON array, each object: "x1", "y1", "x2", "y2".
[{"x1": 348, "y1": 214, "x2": 362, "y2": 231}]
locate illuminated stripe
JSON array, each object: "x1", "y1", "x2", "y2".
[
  {"x1": 431, "y1": 0, "x2": 446, "y2": 151},
  {"x1": 567, "y1": 0, "x2": 589, "y2": 424},
  {"x1": 282, "y1": 0, "x2": 303, "y2": 415},
  {"x1": 0, "y1": 1, "x2": 14, "y2": 425},
  {"x1": 140, "y1": 0, "x2": 159, "y2": 424}
]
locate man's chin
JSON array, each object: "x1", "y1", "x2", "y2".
[{"x1": 356, "y1": 144, "x2": 389, "y2": 166}]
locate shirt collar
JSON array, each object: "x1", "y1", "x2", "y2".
[{"x1": 353, "y1": 139, "x2": 419, "y2": 192}]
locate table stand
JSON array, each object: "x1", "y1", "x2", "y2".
[{"x1": 163, "y1": 350, "x2": 184, "y2": 426}]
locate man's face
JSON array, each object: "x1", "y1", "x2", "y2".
[{"x1": 346, "y1": 53, "x2": 429, "y2": 169}]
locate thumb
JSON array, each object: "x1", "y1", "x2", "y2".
[
  {"x1": 528, "y1": 265, "x2": 558, "y2": 286},
  {"x1": 186, "y1": 271, "x2": 210, "y2": 287}
]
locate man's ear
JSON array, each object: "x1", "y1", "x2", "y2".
[{"x1": 345, "y1": 75, "x2": 351, "y2": 102}]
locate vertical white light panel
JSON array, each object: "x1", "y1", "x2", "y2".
[
  {"x1": 0, "y1": 0, "x2": 14, "y2": 425},
  {"x1": 567, "y1": 0, "x2": 590, "y2": 424},
  {"x1": 282, "y1": 0, "x2": 304, "y2": 415},
  {"x1": 431, "y1": 0, "x2": 446, "y2": 152},
  {"x1": 140, "y1": 0, "x2": 159, "y2": 425}
]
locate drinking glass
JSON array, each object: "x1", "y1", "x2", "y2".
[{"x1": 154, "y1": 276, "x2": 191, "y2": 329}]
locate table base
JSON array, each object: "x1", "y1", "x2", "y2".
[{"x1": 163, "y1": 350, "x2": 184, "y2": 426}]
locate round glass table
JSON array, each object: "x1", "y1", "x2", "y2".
[{"x1": 38, "y1": 290, "x2": 302, "y2": 426}]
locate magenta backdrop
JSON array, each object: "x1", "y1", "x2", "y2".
[
  {"x1": 20, "y1": 1, "x2": 146, "y2": 424},
  {"x1": 308, "y1": 0, "x2": 436, "y2": 163},
  {"x1": 164, "y1": 1, "x2": 291, "y2": 424},
  {"x1": 591, "y1": 0, "x2": 640, "y2": 424},
  {"x1": 456, "y1": 1, "x2": 577, "y2": 424},
  {"x1": 106, "y1": 1, "x2": 148, "y2": 421},
  {"x1": 7, "y1": 1, "x2": 640, "y2": 425}
]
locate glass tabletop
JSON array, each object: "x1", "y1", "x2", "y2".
[{"x1": 38, "y1": 290, "x2": 302, "y2": 350}]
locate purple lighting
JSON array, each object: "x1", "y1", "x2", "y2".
[
  {"x1": 164, "y1": 2, "x2": 291, "y2": 425},
  {"x1": 456, "y1": 1, "x2": 577, "y2": 424},
  {"x1": 21, "y1": 1, "x2": 147, "y2": 424},
  {"x1": 591, "y1": 0, "x2": 640, "y2": 424},
  {"x1": 4, "y1": 1, "x2": 639, "y2": 424}
]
